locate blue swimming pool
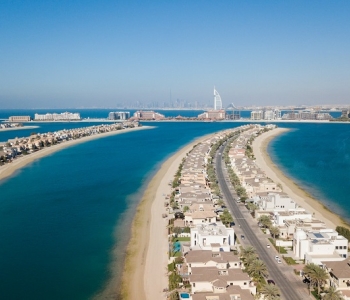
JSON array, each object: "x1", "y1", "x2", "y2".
[{"x1": 180, "y1": 293, "x2": 190, "y2": 299}]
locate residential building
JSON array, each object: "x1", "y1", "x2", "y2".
[
  {"x1": 190, "y1": 222, "x2": 235, "y2": 252},
  {"x1": 108, "y1": 111, "x2": 130, "y2": 120},
  {"x1": 8, "y1": 116, "x2": 31, "y2": 122},
  {"x1": 250, "y1": 110, "x2": 263, "y2": 120},
  {"x1": 294, "y1": 229, "x2": 348, "y2": 264},
  {"x1": 34, "y1": 112, "x2": 81, "y2": 121}
]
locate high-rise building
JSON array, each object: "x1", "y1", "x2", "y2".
[
  {"x1": 108, "y1": 111, "x2": 130, "y2": 120},
  {"x1": 214, "y1": 87, "x2": 222, "y2": 110},
  {"x1": 251, "y1": 110, "x2": 263, "y2": 120}
]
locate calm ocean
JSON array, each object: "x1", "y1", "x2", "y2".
[{"x1": 0, "y1": 110, "x2": 348, "y2": 299}]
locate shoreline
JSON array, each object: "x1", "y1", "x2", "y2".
[
  {"x1": 119, "y1": 133, "x2": 214, "y2": 300},
  {"x1": 0, "y1": 126, "x2": 153, "y2": 183},
  {"x1": 0, "y1": 125, "x2": 39, "y2": 132},
  {"x1": 253, "y1": 128, "x2": 347, "y2": 230}
]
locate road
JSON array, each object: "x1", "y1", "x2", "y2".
[{"x1": 215, "y1": 143, "x2": 311, "y2": 300}]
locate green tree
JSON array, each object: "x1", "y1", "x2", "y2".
[
  {"x1": 260, "y1": 283, "x2": 281, "y2": 300},
  {"x1": 323, "y1": 286, "x2": 344, "y2": 300},
  {"x1": 258, "y1": 215, "x2": 272, "y2": 229},
  {"x1": 173, "y1": 227, "x2": 182, "y2": 235},
  {"x1": 303, "y1": 263, "x2": 329, "y2": 296},
  {"x1": 183, "y1": 227, "x2": 190, "y2": 233},
  {"x1": 270, "y1": 226, "x2": 280, "y2": 240},
  {"x1": 247, "y1": 259, "x2": 269, "y2": 280},
  {"x1": 217, "y1": 198, "x2": 225, "y2": 207},
  {"x1": 241, "y1": 246, "x2": 257, "y2": 261},
  {"x1": 183, "y1": 206, "x2": 190, "y2": 213},
  {"x1": 220, "y1": 209, "x2": 233, "y2": 226}
]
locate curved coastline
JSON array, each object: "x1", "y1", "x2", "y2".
[
  {"x1": 117, "y1": 133, "x2": 215, "y2": 300},
  {"x1": 0, "y1": 126, "x2": 154, "y2": 183},
  {"x1": 253, "y1": 127, "x2": 348, "y2": 230}
]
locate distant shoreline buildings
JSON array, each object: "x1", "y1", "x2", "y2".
[
  {"x1": 34, "y1": 112, "x2": 81, "y2": 121},
  {"x1": 132, "y1": 110, "x2": 165, "y2": 120},
  {"x1": 8, "y1": 116, "x2": 31, "y2": 122},
  {"x1": 108, "y1": 111, "x2": 130, "y2": 120}
]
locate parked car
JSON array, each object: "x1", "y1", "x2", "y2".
[
  {"x1": 277, "y1": 259, "x2": 282, "y2": 264},
  {"x1": 303, "y1": 278, "x2": 310, "y2": 284},
  {"x1": 275, "y1": 255, "x2": 279, "y2": 260},
  {"x1": 241, "y1": 235, "x2": 245, "y2": 240},
  {"x1": 267, "y1": 244, "x2": 271, "y2": 248},
  {"x1": 267, "y1": 279, "x2": 275, "y2": 285}
]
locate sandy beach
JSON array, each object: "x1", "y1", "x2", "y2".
[
  {"x1": 0, "y1": 125, "x2": 39, "y2": 133},
  {"x1": 253, "y1": 127, "x2": 346, "y2": 230},
  {"x1": 0, "y1": 126, "x2": 153, "y2": 183},
  {"x1": 120, "y1": 133, "x2": 214, "y2": 300}
]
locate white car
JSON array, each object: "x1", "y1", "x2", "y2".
[
  {"x1": 277, "y1": 259, "x2": 282, "y2": 264},
  {"x1": 267, "y1": 244, "x2": 271, "y2": 248},
  {"x1": 275, "y1": 256, "x2": 279, "y2": 260}
]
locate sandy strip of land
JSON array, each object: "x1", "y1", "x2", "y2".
[
  {"x1": 253, "y1": 127, "x2": 346, "y2": 230},
  {"x1": 0, "y1": 126, "x2": 153, "y2": 183},
  {"x1": 121, "y1": 133, "x2": 214, "y2": 300},
  {"x1": 0, "y1": 125, "x2": 39, "y2": 132}
]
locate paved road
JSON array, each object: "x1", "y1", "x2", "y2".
[{"x1": 215, "y1": 143, "x2": 311, "y2": 300}]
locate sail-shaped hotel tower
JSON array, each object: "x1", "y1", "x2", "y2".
[{"x1": 214, "y1": 87, "x2": 222, "y2": 110}]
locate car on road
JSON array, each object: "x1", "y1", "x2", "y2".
[
  {"x1": 241, "y1": 235, "x2": 245, "y2": 240},
  {"x1": 277, "y1": 259, "x2": 282, "y2": 264},
  {"x1": 275, "y1": 255, "x2": 279, "y2": 260},
  {"x1": 266, "y1": 244, "x2": 270, "y2": 248},
  {"x1": 267, "y1": 279, "x2": 275, "y2": 285}
]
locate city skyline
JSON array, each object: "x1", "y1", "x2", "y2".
[{"x1": 1, "y1": 0, "x2": 350, "y2": 108}]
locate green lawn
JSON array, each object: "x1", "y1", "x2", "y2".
[
  {"x1": 175, "y1": 237, "x2": 190, "y2": 242},
  {"x1": 268, "y1": 238, "x2": 288, "y2": 254},
  {"x1": 311, "y1": 290, "x2": 321, "y2": 300},
  {"x1": 282, "y1": 256, "x2": 297, "y2": 265}
]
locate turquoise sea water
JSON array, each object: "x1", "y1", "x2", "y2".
[
  {"x1": 268, "y1": 123, "x2": 350, "y2": 221},
  {"x1": 0, "y1": 116, "x2": 349, "y2": 299}
]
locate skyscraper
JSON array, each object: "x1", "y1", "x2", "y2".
[{"x1": 214, "y1": 87, "x2": 222, "y2": 110}]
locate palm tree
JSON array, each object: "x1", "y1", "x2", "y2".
[
  {"x1": 241, "y1": 246, "x2": 257, "y2": 261},
  {"x1": 244, "y1": 254, "x2": 258, "y2": 267},
  {"x1": 258, "y1": 215, "x2": 272, "y2": 229},
  {"x1": 303, "y1": 263, "x2": 329, "y2": 296},
  {"x1": 260, "y1": 284, "x2": 280, "y2": 300},
  {"x1": 270, "y1": 226, "x2": 280, "y2": 240},
  {"x1": 247, "y1": 259, "x2": 269, "y2": 280},
  {"x1": 323, "y1": 286, "x2": 344, "y2": 300}
]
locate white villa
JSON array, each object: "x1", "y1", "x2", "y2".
[
  {"x1": 294, "y1": 229, "x2": 348, "y2": 264},
  {"x1": 191, "y1": 222, "x2": 235, "y2": 252}
]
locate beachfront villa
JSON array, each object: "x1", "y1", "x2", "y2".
[
  {"x1": 189, "y1": 266, "x2": 256, "y2": 295},
  {"x1": 190, "y1": 222, "x2": 235, "y2": 252},
  {"x1": 252, "y1": 192, "x2": 298, "y2": 211},
  {"x1": 184, "y1": 209, "x2": 217, "y2": 226},
  {"x1": 273, "y1": 210, "x2": 313, "y2": 226},
  {"x1": 321, "y1": 260, "x2": 350, "y2": 299},
  {"x1": 184, "y1": 250, "x2": 241, "y2": 271},
  {"x1": 293, "y1": 228, "x2": 348, "y2": 264},
  {"x1": 190, "y1": 285, "x2": 255, "y2": 300}
]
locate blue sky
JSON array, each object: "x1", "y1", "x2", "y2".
[{"x1": 0, "y1": 0, "x2": 349, "y2": 108}]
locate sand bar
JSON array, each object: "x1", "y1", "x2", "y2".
[
  {"x1": 0, "y1": 125, "x2": 39, "y2": 133},
  {"x1": 253, "y1": 127, "x2": 346, "y2": 230},
  {"x1": 120, "y1": 133, "x2": 215, "y2": 300},
  {"x1": 0, "y1": 126, "x2": 153, "y2": 183}
]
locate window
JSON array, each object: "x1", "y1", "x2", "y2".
[
  {"x1": 244, "y1": 282, "x2": 247, "y2": 285},
  {"x1": 193, "y1": 283, "x2": 195, "y2": 287},
  {"x1": 336, "y1": 246, "x2": 339, "y2": 249}
]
